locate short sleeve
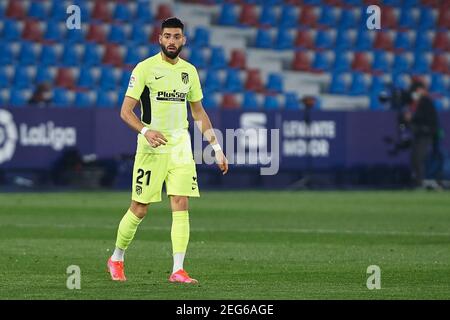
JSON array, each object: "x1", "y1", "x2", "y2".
[
  {"x1": 125, "y1": 63, "x2": 145, "y2": 101},
  {"x1": 187, "y1": 67, "x2": 203, "y2": 102}
]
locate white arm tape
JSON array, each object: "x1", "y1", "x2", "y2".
[
  {"x1": 140, "y1": 127, "x2": 149, "y2": 135},
  {"x1": 212, "y1": 144, "x2": 222, "y2": 152}
]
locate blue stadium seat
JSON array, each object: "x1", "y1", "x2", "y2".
[
  {"x1": 312, "y1": 52, "x2": 330, "y2": 72},
  {"x1": 2, "y1": 19, "x2": 21, "y2": 41},
  {"x1": 263, "y1": 95, "x2": 280, "y2": 110},
  {"x1": 96, "y1": 91, "x2": 115, "y2": 108},
  {"x1": 254, "y1": 29, "x2": 272, "y2": 48},
  {"x1": 40, "y1": 45, "x2": 59, "y2": 66},
  {"x1": 146, "y1": 44, "x2": 160, "y2": 57},
  {"x1": 349, "y1": 73, "x2": 368, "y2": 95},
  {"x1": 279, "y1": 5, "x2": 297, "y2": 28},
  {"x1": 0, "y1": 67, "x2": 9, "y2": 88},
  {"x1": 432, "y1": 97, "x2": 444, "y2": 111},
  {"x1": 339, "y1": 9, "x2": 359, "y2": 29},
  {"x1": 74, "y1": 92, "x2": 92, "y2": 108},
  {"x1": 65, "y1": 28, "x2": 85, "y2": 43},
  {"x1": 108, "y1": 24, "x2": 127, "y2": 44},
  {"x1": 44, "y1": 21, "x2": 63, "y2": 42},
  {"x1": 355, "y1": 30, "x2": 373, "y2": 50},
  {"x1": 52, "y1": 88, "x2": 71, "y2": 107},
  {"x1": 335, "y1": 30, "x2": 353, "y2": 50},
  {"x1": 61, "y1": 44, "x2": 79, "y2": 66},
  {"x1": 392, "y1": 54, "x2": 410, "y2": 73},
  {"x1": 13, "y1": 67, "x2": 31, "y2": 89},
  {"x1": 99, "y1": 67, "x2": 117, "y2": 90},
  {"x1": 117, "y1": 87, "x2": 127, "y2": 103},
  {"x1": 129, "y1": 22, "x2": 149, "y2": 45},
  {"x1": 274, "y1": 30, "x2": 294, "y2": 50},
  {"x1": 113, "y1": 3, "x2": 133, "y2": 21},
  {"x1": 303, "y1": 0, "x2": 322, "y2": 4},
  {"x1": 383, "y1": 0, "x2": 401, "y2": 5},
  {"x1": 49, "y1": 0, "x2": 67, "y2": 21},
  {"x1": 342, "y1": 0, "x2": 363, "y2": 5},
  {"x1": 203, "y1": 70, "x2": 222, "y2": 93},
  {"x1": 242, "y1": 91, "x2": 259, "y2": 109},
  {"x1": 371, "y1": 75, "x2": 386, "y2": 93},
  {"x1": 189, "y1": 50, "x2": 207, "y2": 69},
  {"x1": 419, "y1": 8, "x2": 435, "y2": 30},
  {"x1": 415, "y1": 32, "x2": 432, "y2": 51},
  {"x1": 124, "y1": 48, "x2": 140, "y2": 66},
  {"x1": 266, "y1": 73, "x2": 283, "y2": 93},
  {"x1": 398, "y1": 8, "x2": 416, "y2": 29},
  {"x1": 120, "y1": 70, "x2": 131, "y2": 88},
  {"x1": 9, "y1": 89, "x2": 28, "y2": 107},
  {"x1": 393, "y1": 73, "x2": 409, "y2": 90},
  {"x1": 209, "y1": 47, "x2": 227, "y2": 69},
  {"x1": 77, "y1": 68, "x2": 96, "y2": 88},
  {"x1": 28, "y1": 1, "x2": 47, "y2": 19},
  {"x1": 202, "y1": 94, "x2": 219, "y2": 109},
  {"x1": 259, "y1": 5, "x2": 277, "y2": 27},
  {"x1": 370, "y1": 92, "x2": 382, "y2": 110},
  {"x1": 315, "y1": 30, "x2": 333, "y2": 49},
  {"x1": 18, "y1": 42, "x2": 37, "y2": 65},
  {"x1": 224, "y1": 69, "x2": 243, "y2": 92},
  {"x1": 284, "y1": 92, "x2": 300, "y2": 110},
  {"x1": 402, "y1": 0, "x2": 419, "y2": 5},
  {"x1": 329, "y1": 73, "x2": 348, "y2": 94},
  {"x1": 35, "y1": 67, "x2": 54, "y2": 84},
  {"x1": 258, "y1": 0, "x2": 282, "y2": 5},
  {"x1": 429, "y1": 73, "x2": 446, "y2": 94},
  {"x1": 218, "y1": 4, "x2": 238, "y2": 26},
  {"x1": 372, "y1": 51, "x2": 390, "y2": 73},
  {"x1": 318, "y1": 6, "x2": 338, "y2": 27},
  {"x1": 192, "y1": 27, "x2": 210, "y2": 48},
  {"x1": 0, "y1": 42, "x2": 14, "y2": 64},
  {"x1": 135, "y1": 1, "x2": 154, "y2": 24},
  {"x1": 394, "y1": 32, "x2": 411, "y2": 51},
  {"x1": 333, "y1": 52, "x2": 351, "y2": 72},
  {"x1": 411, "y1": 54, "x2": 430, "y2": 74},
  {"x1": 82, "y1": 43, "x2": 101, "y2": 66}
]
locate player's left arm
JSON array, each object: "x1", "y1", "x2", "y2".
[{"x1": 190, "y1": 100, "x2": 228, "y2": 175}]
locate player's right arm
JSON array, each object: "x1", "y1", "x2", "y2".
[{"x1": 120, "y1": 64, "x2": 167, "y2": 148}]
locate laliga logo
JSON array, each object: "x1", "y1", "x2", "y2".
[
  {"x1": 0, "y1": 110, "x2": 77, "y2": 165},
  {"x1": 0, "y1": 110, "x2": 18, "y2": 165}
]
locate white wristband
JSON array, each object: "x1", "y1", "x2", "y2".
[
  {"x1": 140, "y1": 127, "x2": 149, "y2": 135},
  {"x1": 212, "y1": 144, "x2": 222, "y2": 152}
]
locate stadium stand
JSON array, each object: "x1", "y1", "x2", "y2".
[{"x1": 0, "y1": 0, "x2": 448, "y2": 110}]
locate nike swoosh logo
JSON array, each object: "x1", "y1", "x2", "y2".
[
  {"x1": 192, "y1": 187, "x2": 196, "y2": 190},
  {"x1": 155, "y1": 76, "x2": 164, "y2": 80}
]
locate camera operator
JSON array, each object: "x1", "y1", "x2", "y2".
[{"x1": 406, "y1": 81, "x2": 438, "y2": 188}]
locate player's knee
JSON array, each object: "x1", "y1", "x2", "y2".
[
  {"x1": 130, "y1": 201, "x2": 149, "y2": 218},
  {"x1": 170, "y1": 196, "x2": 188, "y2": 211}
]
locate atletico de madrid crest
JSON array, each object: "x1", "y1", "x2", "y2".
[{"x1": 181, "y1": 72, "x2": 189, "y2": 84}]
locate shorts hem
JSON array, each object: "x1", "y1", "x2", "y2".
[
  {"x1": 166, "y1": 192, "x2": 200, "y2": 198},
  {"x1": 131, "y1": 196, "x2": 162, "y2": 203}
]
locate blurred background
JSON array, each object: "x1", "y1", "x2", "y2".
[{"x1": 0, "y1": 0, "x2": 449, "y2": 191}]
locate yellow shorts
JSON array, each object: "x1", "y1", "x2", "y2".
[{"x1": 131, "y1": 152, "x2": 200, "y2": 203}]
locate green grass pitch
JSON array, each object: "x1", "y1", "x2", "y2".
[{"x1": 0, "y1": 191, "x2": 449, "y2": 299}]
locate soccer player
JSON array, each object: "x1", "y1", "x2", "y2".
[{"x1": 107, "y1": 17, "x2": 228, "y2": 284}]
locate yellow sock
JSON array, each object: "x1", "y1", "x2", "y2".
[
  {"x1": 115, "y1": 209, "x2": 143, "y2": 250},
  {"x1": 171, "y1": 211, "x2": 190, "y2": 254}
]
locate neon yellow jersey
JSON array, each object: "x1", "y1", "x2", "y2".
[{"x1": 125, "y1": 53, "x2": 203, "y2": 154}]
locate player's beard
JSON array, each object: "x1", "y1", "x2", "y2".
[{"x1": 161, "y1": 44, "x2": 183, "y2": 60}]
